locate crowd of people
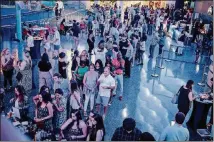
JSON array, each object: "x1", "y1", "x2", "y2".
[{"x1": 0, "y1": 1, "x2": 213, "y2": 141}]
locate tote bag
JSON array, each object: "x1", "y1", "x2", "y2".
[{"x1": 171, "y1": 86, "x2": 182, "y2": 104}]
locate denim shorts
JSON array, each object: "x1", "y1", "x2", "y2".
[
  {"x1": 54, "y1": 45, "x2": 60, "y2": 50},
  {"x1": 96, "y1": 94, "x2": 110, "y2": 107}
]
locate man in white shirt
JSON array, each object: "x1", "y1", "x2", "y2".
[
  {"x1": 159, "y1": 112, "x2": 189, "y2": 141},
  {"x1": 92, "y1": 40, "x2": 107, "y2": 65},
  {"x1": 26, "y1": 31, "x2": 34, "y2": 56},
  {"x1": 56, "y1": 0, "x2": 64, "y2": 17},
  {"x1": 52, "y1": 27, "x2": 61, "y2": 56},
  {"x1": 96, "y1": 67, "x2": 116, "y2": 119}
]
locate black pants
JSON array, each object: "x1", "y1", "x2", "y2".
[
  {"x1": 3, "y1": 69, "x2": 13, "y2": 88},
  {"x1": 125, "y1": 58, "x2": 131, "y2": 77},
  {"x1": 159, "y1": 45, "x2": 164, "y2": 55}
]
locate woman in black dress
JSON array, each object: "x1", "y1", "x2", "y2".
[{"x1": 177, "y1": 80, "x2": 197, "y2": 116}]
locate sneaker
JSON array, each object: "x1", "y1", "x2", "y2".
[{"x1": 119, "y1": 96, "x2": 122, "y2": 101}]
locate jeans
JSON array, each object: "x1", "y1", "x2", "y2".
[
  {"x1": 138, "y1": 50, "x2": 145, "y2": 63},
  {"x1": 84, "y1": 90, "x2": 95, "y2": 111},
  {"x1": 113, "y1": 74, "x2": 123, "y2": 97},
  {"x1": 159, "y1": 45, "x2": 164, "y2": 55},
  {"x1": 147, "y1": 24, "x2": 152, "y2": 35}
]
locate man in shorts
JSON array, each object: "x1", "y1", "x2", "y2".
[
  {"x1": 52, "y1": 27, "x2": 61, "y2": 57},
  {"x1": 96, "y1": 67, "x2": 116, "y2": 119}
]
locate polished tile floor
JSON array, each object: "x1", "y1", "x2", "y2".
[{"x1": 1, "y1": 24, "x2": 212, "y2": 141}]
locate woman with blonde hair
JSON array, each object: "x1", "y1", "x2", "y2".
[
  {"x1": 16, "y1": 51, "x2": 32, "y2": 92},
  {"x1": 1, "y1": 48, "x2": 14, "y2": 91}
]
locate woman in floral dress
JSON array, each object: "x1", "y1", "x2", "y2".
[
  {"x1": 17, "y1": 51, "x2": 32, "y2": 92},
  {"x1": 53, "y1": 88, "x2": 67, "y2": 129}
]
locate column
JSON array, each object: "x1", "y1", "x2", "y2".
[{"x1": 15, "y1": 2, "x2": 23, "y2": 60}]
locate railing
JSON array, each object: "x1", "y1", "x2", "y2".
[
  {"x1": 1, "y1": 1, "x2": 87, "y2": 28},
  {"x1": 1, "y1": 8, "x2": 87, "y2": 29},
  {"x1": 1, "y1": 0, "x2": 15, "y2": 6}
]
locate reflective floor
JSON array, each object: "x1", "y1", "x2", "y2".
[{"x1": 1, "y1": 20, "x2": 212, "y2": 141}]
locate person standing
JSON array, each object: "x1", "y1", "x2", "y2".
[
  {"x1": 111, "y1": 118, "x2": 142, "y2": 141},
  {"x1": 26, "y1": 31, "x2": 34, "y2": 57},
  {"x1": 72, "y1": 21, "x2": 81, "y2": 50},
  {"x1": 159, "y1": 112, "x2": 189, "y2": 141},
  {"x1": 177, "y1": 80, "x2": 197, "y2": 115},
  {"x1": 17, "y1": 51, "x2": 32, "y2": 92},
  {"x1": 56, "y1": 0, "x2": 64, "y2": 17},
  {"x1": 38, "y1": 53, "x2": 53, "y2": 90},
  {"x1": 137, "y1": 37, "x2": 146, "y2": 65},
  {"x1": 124, "y1": 41, "x2": 133, "y2": 78},
  {"x1": 34, "y1": 91, "x2": 54, "y2": 132},
  {"x1": 83, "y1": 64, "x2": 99, "y2": 116},
  {"x1": 52, "y1": 88, "x2": 67, "y2": 129},
  {"x1": 149, "y1": 32, "x2": 159, "y2": 58},
  {"x1": 112, "y1": 52, "x2": 125, "y2": 100},
  {"x1": 60, "y1": 110, "x2": 87, "y2": 141},
  {"x1": 58, "y1": 52, "x2": 69, "y2": 79},
  {"x1": 92, "y1": 40, "x2": 107, "y2": 66},
  {"x1": 53, "y1": 73, "x2": 71, "y2": 98},
  {"x1": 87, "y1": 114, "x2": 105, "y2": 141},
  {"x1": 52, "y1": 27, "x2": 61, "y2": 57},
  {"x1": 96, "y1": 67, "x2": 115, "y2": 119},
  {"x1": 87, "y1": 30, "x2": 95, "y2": 55},
  {"x1": 1, "y1": 48, "x2": 14, "y2": 91}
]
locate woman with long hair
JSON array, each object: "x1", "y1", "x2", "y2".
[
  {"x1": 177, "y1": 80, "x2": 197, "y2": 115},
  {"x1": 75, "y1": 61, "x2": 88, "y2": 92},
  {"x1": 1, "y1": 48, "x2": 14, "y2": 91},
  {"x1": 34, "y1": 91, "x2": 53, "y2": 131},
  {"x1": 33, "y1": 85, "x2": 52, "y2": 105},
  {"x1": 83, "y1": 64, "x2": 99, "y2": 116},
  {"x1": 60, "y1": 110, "x2": 87, "y2": 141},
  {"x1": 80, "y1": 50, "x2": 90, "y2": 67},
  {"x1": 53, "y1": 88, "x2": 67, "y2": 129},
  {"x1": 87, "y1": 114, "x2": 105, "y2": 141},
  {"x1": 87, "y1": 30, "x2": 95, "y2": 55},
  {"x1": 67, "y1": 81, "x2": 82, "y2": 118},
  {"x1": 10, "y1": 85, "x2": 27, "y2": 109},
  {"x1": 10, "y1": 85, "x2": 28, "y2": 120},
  {"x1": 17, "y1": 51, "x2": 32, "y2": 92},
  {"x1": 95, "y1": 59, "x2": 104, "y2": 77},
  {"x1": 38, "y1": 53, "x2": 53, "y2": 89}
]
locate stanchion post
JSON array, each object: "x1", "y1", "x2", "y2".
[
  {"x1": 197, "y1": 65, "x2": 209, "y2": 87},
  {"x1": 151, "y1": 57, "x2": 159, "y2": 77},
  {"x1": 157, "y1": 51, "x2": 165, "y2": 69},
  {"x1": 165, "y1": 45, "x2": 172, "y2": 62}
]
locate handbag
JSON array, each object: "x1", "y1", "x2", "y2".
[
  {"x1": 16, "y1": 72, "x2": 23, "y2": 82},
  {"x1": 171, "y1": 86, "x2": 182, "y2": 104}
]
